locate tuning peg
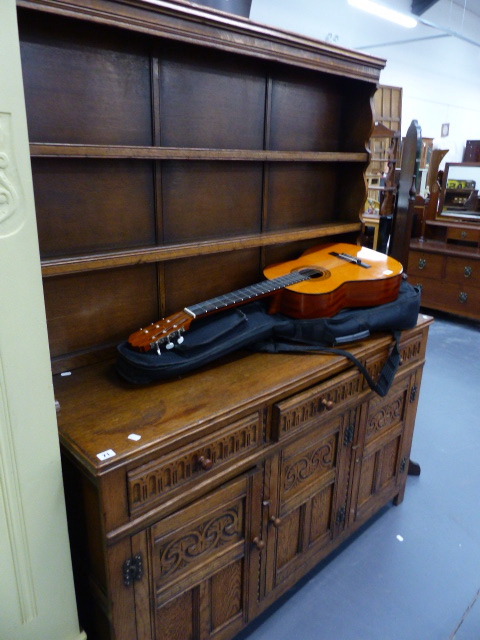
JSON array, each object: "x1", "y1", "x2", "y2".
[
  {"x1": 165, "y1": 339, "x2": 174, "y2": 350},
  {"x1": 177, "y1": 335, "x2": 184, "y2": 344},
  {"x1": 155, "y1": 343, "x2": 161, "y2": 356}
]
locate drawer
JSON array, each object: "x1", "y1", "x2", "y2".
[
  {"x1": 446, "y1": 226, "x2": 480, "y2": 245},
  {"x1": 363, "y1": 375, "x2": 410, "y2": 448},
  {"x1": 408, "y1": 251, "x2": 444, "y2": 279},
  {"x1": 413, "y1": 278, "x2": 480, "y2": 318},
  {"x1": 445, "y1": 255, "x2": 480, "y2": 288},
  {"x1": 127, "y1": 412, "x2": 263, "y2": 515},
  {"x1": 438, "y1": 282, "x2": 480, "y2": 317},
  {"x1": 272, "y1": 368, "x2": 363, "y2": 441}
]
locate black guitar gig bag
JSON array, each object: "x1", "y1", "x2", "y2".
[{"x1": 116, "y1": 279, "x2": 421, "y2": 394}]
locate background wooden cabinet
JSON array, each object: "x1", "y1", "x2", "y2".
[{"x1": 410, "y1": 221, "x2": 480, "y2": 320}]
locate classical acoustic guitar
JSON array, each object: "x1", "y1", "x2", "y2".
[{"x1": 128, "y1": 243, "x2": 403, "y2": 353}]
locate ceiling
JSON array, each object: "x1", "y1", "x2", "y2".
[{"x1": 249, "y1": 0, "x2": 480, "y2": 96}]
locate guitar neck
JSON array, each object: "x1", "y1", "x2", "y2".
[{"x1": 185, "y1": 270, "x2": 310, "y2": 318}]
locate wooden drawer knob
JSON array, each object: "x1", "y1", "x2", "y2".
[
  {"x1": 252, "y1": 536, "x2": 265, "y2": 550},
  {"x1": 269, "y1": 515, "x2": 282, "y2": 527},
  {"x1": 198, "y1": 455, "x2": 213, "y2": 470}
]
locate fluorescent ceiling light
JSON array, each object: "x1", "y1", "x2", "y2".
[{"x1": 348, "y1": 0, "x2": 418, "y2": 28}]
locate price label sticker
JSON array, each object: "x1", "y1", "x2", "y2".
[{"x1": 97, "y1": 449, "x2": 116, "y2": 461}]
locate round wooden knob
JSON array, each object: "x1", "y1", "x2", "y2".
[
  {"x1": 198, "y1": 455, "x2": 213, "y2": 470},
  {"x1": 252, "y1": 537, "x2": 265, "y2": 550},
  {"x1": 321, "y1": 398, "x2": 334, "y2": 410},
  {"x1": 270, "y1": 515, "x2": 282, "y2": 527}
]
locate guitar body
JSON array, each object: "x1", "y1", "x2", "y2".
[{"x1": 263, "y1": 243, "x2": 403, "y2": 318}]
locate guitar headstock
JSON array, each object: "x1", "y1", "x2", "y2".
[{"x1": 128, "y1": 311, "x2": 193, "y2": 353}]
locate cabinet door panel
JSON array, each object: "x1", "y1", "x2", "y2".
[
  {"x1": 265, "y1": 409, "x2": 357, "y2": 595},
  {"x1": 309, "y1": 483, "x2": 336, "y2": 545},
  {"x1": 133, "y1": 472, "x2": 262, "y2": 640},
  {"x1": 275, "y1": 508, "x2": 302, "y2": 571},
  {"x1": 351, "y1": 376, "x2": 409, "y2": 524},
  {"x1": 157, "y1": 591, "x2": 194, "y2": 640}
]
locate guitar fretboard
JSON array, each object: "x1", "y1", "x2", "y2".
[{"x1": 185, "y1": 270, "x2": 312, "y2": 318}]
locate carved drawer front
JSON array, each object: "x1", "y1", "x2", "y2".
[
  {"x1": 272, "y1": 368, "x2": 362, "y2": 441},
  {"x1": 127, "y1": 412, "x2": 263, "y2": 515},
  {"x1": 362, "y1": 329, "x2": 423, "y2": 390},
  {"x1": 352, "y1": 377, "x2": 410, "y2": 523},
  {"x1": 399, "y1": 331, "x2": 424, "y2": 368},
  {"x1": 445, "y1": 255, "x2": 480, "y2": 288},
  {"x1": 408, "y1": 251, "x2": 444, "y2": 279},
  {"x1": 141, "y1": 472, "x2": 262, "y2": 640}
]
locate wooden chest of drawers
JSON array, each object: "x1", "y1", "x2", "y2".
[
  {"x1": 56, "y1": 317, "x2": 431, "y2": 640},
  {"x1": 409, "y1": 239, "x2": 480, "y2": 320}
]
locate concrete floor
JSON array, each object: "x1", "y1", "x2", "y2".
[{"x1": 235, "y1": 311, "x2": 480, "y2": 640}]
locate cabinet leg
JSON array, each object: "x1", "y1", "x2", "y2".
[{"x1": 407, "y1": 460, "x2": 421, "y2": 476}]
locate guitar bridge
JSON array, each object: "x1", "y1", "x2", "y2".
[{"x1": 329, "y1": 251, "x2": 371, "y2": 269}]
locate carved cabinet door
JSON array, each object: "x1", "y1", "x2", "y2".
[
  {"x1": 130, "y1": 469, "x2": 263, "y2": 640},
  {"x1": 262, "y1": 406, "x2": 359, "y2": 600},
  {"x1": 349, "y1": 370, "x2": 420, "y2": 525}
]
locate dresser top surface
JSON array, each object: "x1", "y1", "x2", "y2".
[{"x1": 54, "y1": 315, "x2": 431, "y2": 475}]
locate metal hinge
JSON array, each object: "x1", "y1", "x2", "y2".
[
  {"x1": 336, "y1": 505, "x2": 346, "y2": 525},
  {"x1": 410, "y1": 385, "x2": 417, "y2": 403},
  {"x1": 123, "y1": 553, "x2": 143, "y2": 587},
  {"x1": 343, "y1": 422, "x2": 355, "y2": 446}
]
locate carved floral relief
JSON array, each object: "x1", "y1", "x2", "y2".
[{"x1": 0, "y1": 113, "x2": 23, "y2": 237}]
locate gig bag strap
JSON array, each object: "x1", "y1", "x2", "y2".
[{"x1": 258, "y1": 331, "x2": 401, "y2": 397}]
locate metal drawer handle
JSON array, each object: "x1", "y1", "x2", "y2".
[
  {"x1": 418, "y1": 258, "x2": 426, "y2": 270},
  {"x1": 461, "y1": 230, "x2": 467, "y2": 239},
  {"x1": 459, "y1": 292, "x2": 468, "y2": 304},
  {"x1": 464, "y1": 266, "x2": 473, "y2": 278}
]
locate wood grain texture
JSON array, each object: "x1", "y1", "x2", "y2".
[
  {"x1": 18, "y1": 0, "x2": 383, "y2": 368},
  {"x1": 13, "y1": 4, "x2": 431, "y2": 640}
]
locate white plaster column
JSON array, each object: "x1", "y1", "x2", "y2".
[{"x1": 0, "y1": 2, "x2": 85, "y2": 638}]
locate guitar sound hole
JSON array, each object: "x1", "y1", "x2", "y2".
[{"x1": 296, "y1": 267, "x2": 330, "y2": 280}]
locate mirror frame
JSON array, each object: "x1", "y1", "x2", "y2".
[{"x1": 437, "y1": 162, "x2": 480, "y2": 222}]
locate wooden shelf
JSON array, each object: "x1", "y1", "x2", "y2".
[
  {"x1": 30, "y1": 143, "x2": 368, "y2": 163},
  {"x1": 41, "y1": 223, "x2": 361, "y2": 277},
  {"x1": 426, "y1": 219, "x2": 480, "y2": 231},
  {"x1": 410, "y1": 238, "x2": 480, "y2": 258}
]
